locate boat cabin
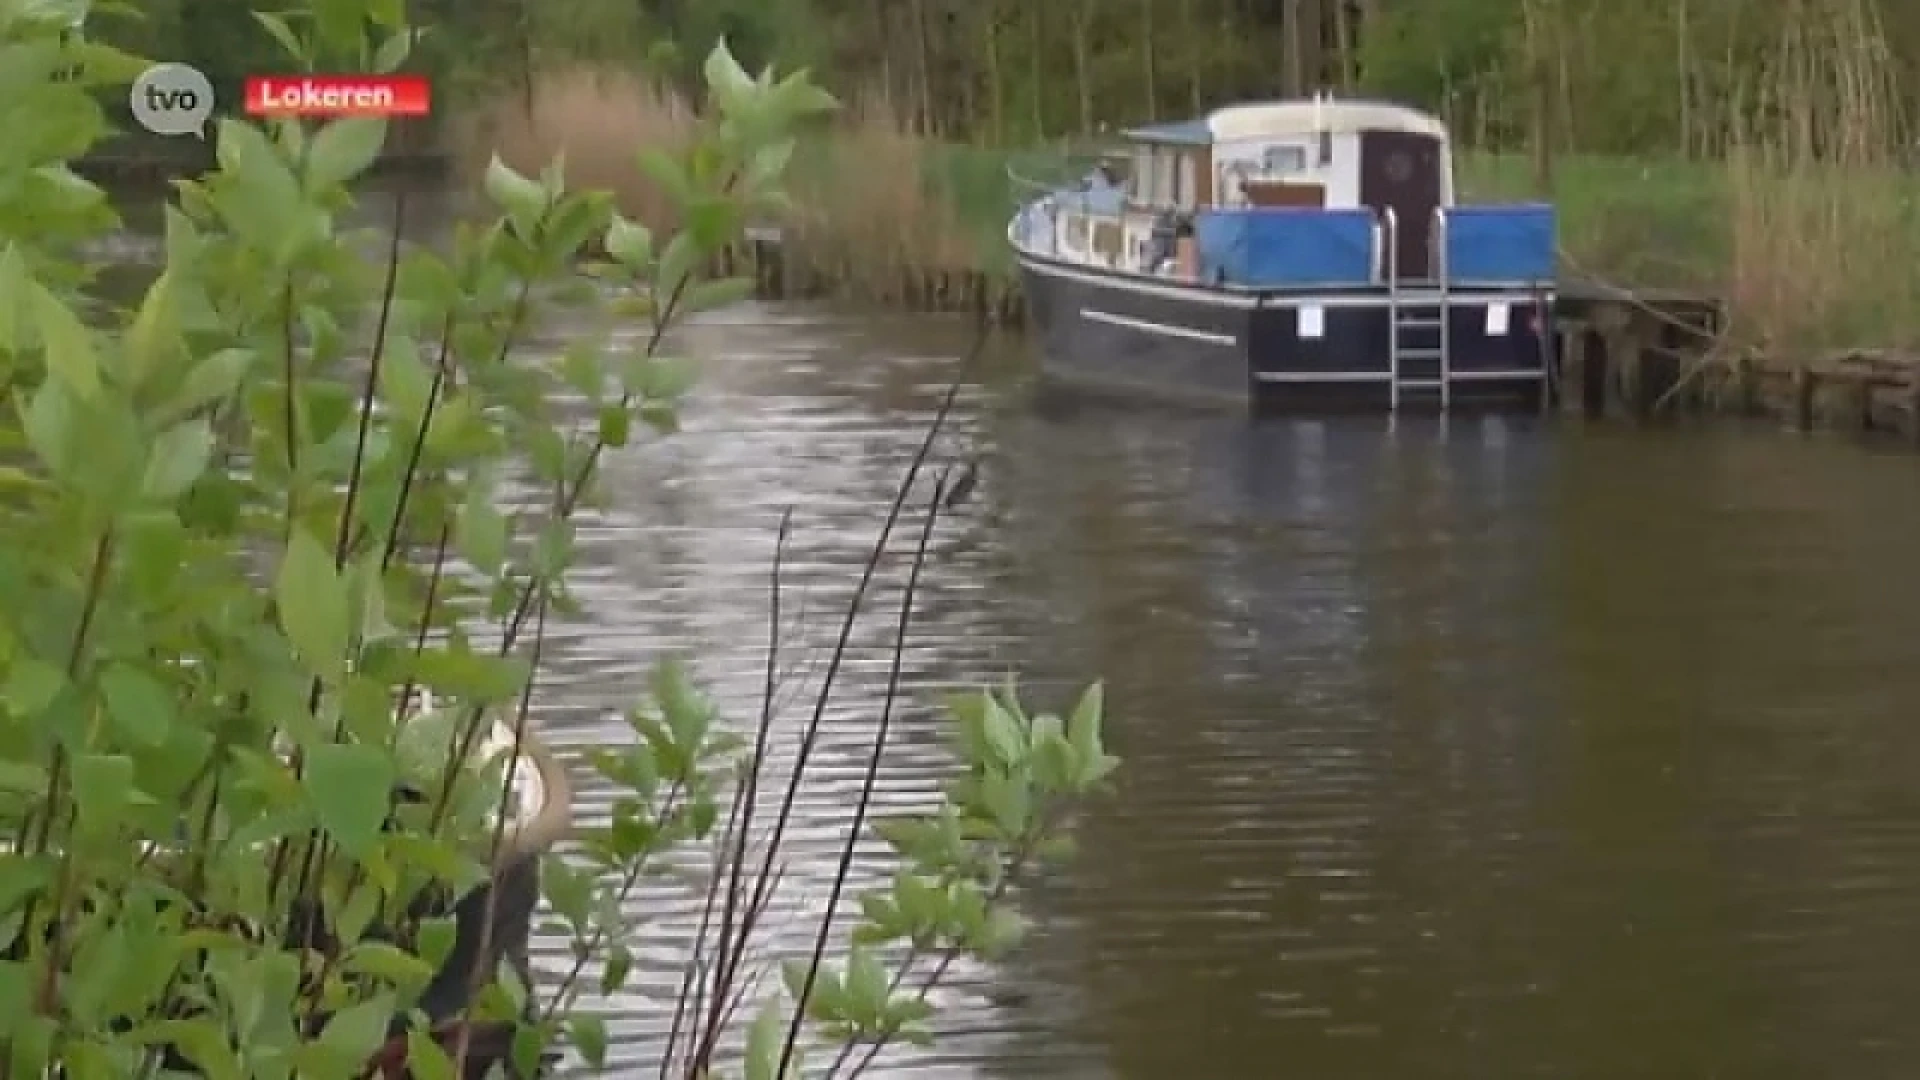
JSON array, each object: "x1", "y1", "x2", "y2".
[
  {"x1": 1006, "y1": 95, "x2": 1558, "y2": 415},
  {"x1": 1054, "y1": 96, "x2": 1460, "y2": 280}
]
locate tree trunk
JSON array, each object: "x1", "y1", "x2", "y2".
[
  {"x1": 911, "y1": 0, "x2": 937, "y2": 133},
  {"x1": 1520, "y1": 0, "x2": 1554, "y2": 192},
  {"x1": 1028, "y1": 4, "x2": 1047, "y2": 137},
  {"x1": 1333, "y1": 0, "x2": 1356, "y2": 88},
  {"x1": 1182, "y1": 0, "x2": 1203, "y2": 111},
  {"x1": 1072, "y1": 0, "x2": 1095, "y2": 134},
  {"x1": 985, "y1": 2, "x2": 1006, "y2": 142},
  {"x1": 1284, "y1": 0, "x2": 1304, "y2": 95},
  {"x1": 1142, "y1": 0, "x2": 1159, "y2": 119}
]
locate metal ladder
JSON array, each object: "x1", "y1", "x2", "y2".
[{"x1": 1384, "y1": 207, "x2": 1451, "y2": 411}]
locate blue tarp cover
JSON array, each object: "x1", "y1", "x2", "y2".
[
  {"x1": 1445, "y1": 204, "x2": 1556, "y2": 282},
  {"x1": 1193, "y1": 209, "x2": 1376, "y2": 287}
]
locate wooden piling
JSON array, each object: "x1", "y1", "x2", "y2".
[
  {"x1": 1790, "y1": 365, "x2": 1816, "y2": 431},
  {"x1": 1906, "y1": 364, "x2": 1920, "y2": 448}
]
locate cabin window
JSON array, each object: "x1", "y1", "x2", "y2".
[
  {"x1": 1262, "y1": 144, "x2": 1309, "y2": 174},
  {"x1": 1176, "y1": 153, "x2": 1195, "y2": 206}
]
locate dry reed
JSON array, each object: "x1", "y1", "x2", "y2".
[
  {"x1": 455, "y1": 72, "x2": 1006, "y2": 307},
  {"x1": 1719, "y1": 0, "x2": 1920, "y2": 355}
]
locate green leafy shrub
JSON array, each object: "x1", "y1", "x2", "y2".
[{"x1": 0, "y1": 1, "x2": 1117, "y2": 1076}]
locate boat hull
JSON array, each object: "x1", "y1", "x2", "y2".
[{"x1": 1017, "y1": 252, "x2": 1553, "y2": 413}]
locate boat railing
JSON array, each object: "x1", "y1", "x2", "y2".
[{"x1": 1433, "y1": 205, "x2": 1453, "y2": 408}]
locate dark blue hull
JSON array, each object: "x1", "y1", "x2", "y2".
[{"x1": 1018, "y1": 251, "x2": 1553, "y2": 412}]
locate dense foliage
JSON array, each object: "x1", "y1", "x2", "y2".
[
  {"x1": 94, "y1": 0, "x2": 1919, "y2": 154},
  {"x1": 0, "y1": 0, "x2": 1118, "y2": 1075}
]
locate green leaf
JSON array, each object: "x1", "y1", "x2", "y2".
[
  {"x1": 684, "y1": 275, "x2": 755, "y2": 312},
  {"x1": 406, "y1": 1030, "x2": 457, "y2": 1080},
  {"x1": 1067, "y1": 681, "x2": 1104, "y2": 754},
  {"x1": 843, "y1": 945, "x2": 890, "y2": 1027},
  {"x1": 744, "y1": 999, "x2": 783, "y2": 1080},
  {"x1": 306, "y1": 117, "x2": 389, "y2": 191},
  {"x1": 770, "y1": 76, "x2": 840, "y2": 120},
  {"x1": 703, "y1": 37, "x2": 756, "y2": 106},
  {"x1": 252, "y1": 11, "x2": 307, "y2": 64},
  {"x1": 317, "y1": 992, "x2": 394, "y2": 1062},
  {"x1": 158, "y1": 347, "x2": 257, "y2": 422},
  {"x1": 374, "y1": 331, "x2": 432, "y2": 429},
  {"x1": 622, "y1": 354, "x2": 697, "y2": 401},
  {"x1": 403, "y1": 646, "x2": 527, "y2": 704},
  {"x1": 653, "y1": 231, "x2": 702, "y2": 307},
  {"x1": 599, "y1": 941, "x2": 633, "y2": 995},
  {"x1": 32, "y1": 284, "x2": 99, "y2": 396},
  {"x1": 18, "y1": 375, "x2": 80, "y2": 482},
  {"x1": 210, "y1": 118, "x2": 311, "y2": 262},
  {"x1": 979, "y1": 692, "x2": 1024, "y2": 767},
  {"x1": 303, "y1": 743, "x2": 395, "y2": 858},
  {"x1": 483, "y1": 155, "x2": 547, "y2": 232},
  {"x1": 141, "y1": 416, "x2": 216, "y2": 501},
  {"x1": 373, "y1": 29, "x2": 415, "y2": 73},
  {"x1": 416, "y1": 916, "x2": 457, "y2": 970},
  {"x1": 744, "y1": 138, "x2": 796, "y2": 192},
  {"x1": 274, "y1": 527, "x2": 350, "y2": 682},
  {"x1": 310, "y1": 0, "x2": 364, "y2": 54},
  {"x1": 454, "y1": 476, "x2": 509, "y2": 577},
  {"x1": 559, "y1": 340, "x2": 604, "y2": 400},
  {"x1": 0, "y1": 246, "x2": 30, "y2": 351},
  {"x1": 569, "y1": 1013, "x2": 609, "y2": 1070},
  {"x1": 340, "y1": 941, "x2": 434, "y2": 992},
  {"x1": 123, "y1": 268, "x2": 183, "y2": 387},
  {"x1": 98, "y1": 663, "x2": 176, "y2": 747},
  {"x1": 603, "y1": 213, "x2": 652, "y2": 268},
  {"x1": 597, "y1": 402, "x2": 630, "y2": 447},
  {"x1": 70, "y1": 753, "x2": 137, "y2": 831}
]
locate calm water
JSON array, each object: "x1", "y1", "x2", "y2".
[
  {"x1": 100, "y1": 192, "x2": 1920, "y2": 1077},
  {"x1": 517, "y1": 304, "x2": 1920, "y2": 1079}
]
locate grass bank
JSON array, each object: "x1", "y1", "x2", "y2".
[{"x1": 1459, "y1": 152, "x2": 1920, "y2": 356}]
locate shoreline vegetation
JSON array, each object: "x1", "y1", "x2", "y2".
[{"x1": 81, "y1": 0, "x2": 1920, "y2": 440}]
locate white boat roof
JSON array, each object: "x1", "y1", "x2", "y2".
[{"x1": 1125, "y1": 97, "x2": 1448, "y2": 146}]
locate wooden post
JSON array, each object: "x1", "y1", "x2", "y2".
[
  {"x1": 1847, "y1": 372, "x2": 1873, "y2": 434},
  {"x1": 1791, "y1": 365, "x2": 1815, "y2": 431},
  {"x1": 1907, "y1": 360, "x2": 1920, "y2": 448},
  {"x1": 1603, "y1": 329, "x2": 1639, "y2": 418},
  {"x1": 1732, "y1": 353, "x2": 1757, "y2": 415},
  {"x1": 1558, "y1": 323, "x2": 1587, "y2": 415}
]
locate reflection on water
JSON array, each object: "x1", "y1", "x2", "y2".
[
  {"x1": 93, "y1": 191, "x2": 1920, "y2": 1076},
  {"x1": 527, "y1": 305, "x2": 1920, "y2": 1079}
]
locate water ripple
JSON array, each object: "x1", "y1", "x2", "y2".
[{"x1": 509, "y1": 307, "x2": 1920, "y2": 1079}]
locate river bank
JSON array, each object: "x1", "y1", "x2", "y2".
[{"x1": 87, "y1": 76, "x2": 1920, "y2": 449}]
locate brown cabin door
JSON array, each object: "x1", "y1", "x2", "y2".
[{"x1": 1358, "y1": 130, "x2": 1443, "y2": 279}]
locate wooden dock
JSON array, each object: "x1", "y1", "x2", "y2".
[{"x1": 1550, "y1": 284, "x2": 1920, "y2": 446}]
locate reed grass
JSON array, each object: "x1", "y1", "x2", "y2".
[
  {"x1": 455, "y1": 71, "x2": 1046, "y2": 309},
  {"x1": 1465, "y1": 0, "x2": 1920, "y2": 356}
]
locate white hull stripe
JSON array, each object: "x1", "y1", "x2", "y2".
[
  {"x1": 1020, "y1": 254, "x2": 1258, "y2": 308},
  {"x1": 1016, "y1": 249, "x2": 1552, "y2": 310},
  {"x1": 1253, "y1": 368, "x2": 1545, "y2": 384},
  {"x1": 1080, "y1": 309, "x2": 1238, "y2": 346}
]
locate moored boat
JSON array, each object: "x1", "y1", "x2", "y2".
[{"x1": 1008, "y1": 95, "x2": 1558, "y2": 412}]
